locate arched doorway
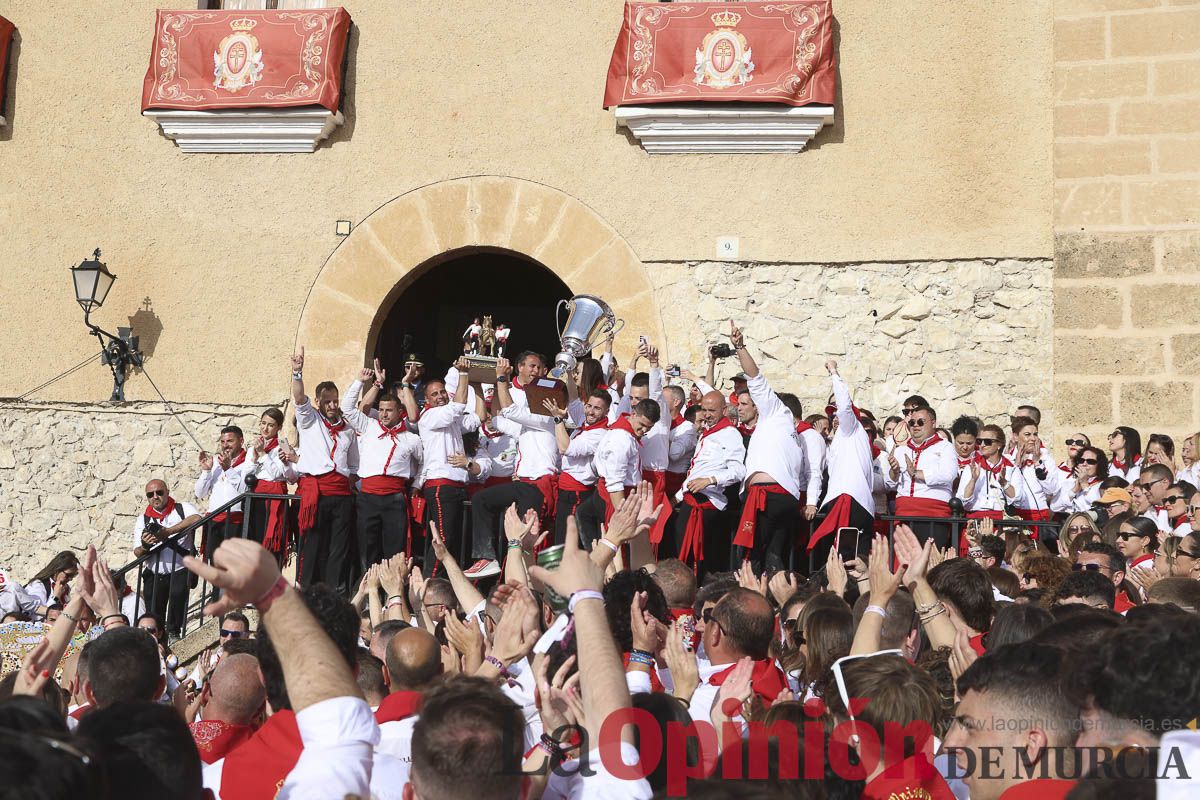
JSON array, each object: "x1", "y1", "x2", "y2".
[
  {"x1": 373, "y1": 248, "x2": 571, "y2": 381},
  {"x1": 295, "y1": 176, "x2": 663, "y2": 385}
]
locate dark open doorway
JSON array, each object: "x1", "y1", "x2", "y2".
[{"x1": 373, "y1": 249, "x2": 571, "y2": 383}]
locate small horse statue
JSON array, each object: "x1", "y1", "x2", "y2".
[{"x1": 479, "y1": 315, "x2": 497, "y2": 357}]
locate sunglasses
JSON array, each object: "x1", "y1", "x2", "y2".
[
  {"x1": 781, "y1": 617, "x2": 801, "y2": 631},
  {"x1": 1068, "y1": 525, "x2": 1090, "y2": 533},
  {"x1": 1188, "y1": 505, "x2": 1200, "y2": 514},
  {"x1": 1162, "y1": 495, "x2": 1184, "y2": 505},
  {"x1": 139, "y1": 627, "x2": 159, "y2": 635},
  {"x1": 902, "y1": 407, "x2": 919, "y2": 415},
  {"x1": 907, "y1": 419, "x2": 927, "y2": 428},
  {"x1": 219, "y1": 629, "x2": 246, "y2": 638},
  {"x1": 1177, "y1": 549, "x2": 1200, "y2": 560},
  {"x1": 1139, "y1": 479, "x2": 1166, "y2": 490},
  {"x1": 1065, "y1": 439, "x2": 1087, "y2": 447},
  {"x1": 1117, "y1": 531, "x2": 1143, "y2": 540},
  {"x1": 146, "y1": 489, "x2": 167, "y2": 498},
  {"x1": 1072, "y1": 563, "x2": 1108, "y2": 572},
  {"x1": 1108, "y1": 432, "x2": 1122, "y2": 439},
  {"x1": 1077, "y1": 458, "x2": 1099, "y2": 465},
  {"x1": 977, "y1": 438, "x2": 998, "y2": 446}
]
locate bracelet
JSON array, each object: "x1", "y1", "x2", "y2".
[
  {"x1": 597, "y1": 538, "x2": 620, "y2": 554},
  {"x1": 100, "y1": 614, "x2": 125, "y2": 624},
  {"x1": 385, "y1": 595, "x2": 405, "y2": 608},
  {"x1": 292, "y1": 371, "x2": 303, "y2": 380},
  {"x1": 373, "y1": 381, "x2": 384, "y2": 389},
  {"x1": 254, "y1": 576, "x2": 289, "y2": 613},
  {"x1": 627, "y1": 651, "x2": 654, "y2": 668},
  {"x1": 485, "y1": 655, "x2": 507, "y2": 674},
  {"x1": 506, "y1": 540, "x2": 525, "y2": 550},
  {"x1": 864, "y1": 605, "x2": 888, "y2": 619},
  {"x1": 919, "y1": 608, "x2": 946, "y2": 623},
  {"x1": 539, "y1": 733, "x2": 568, "y2": 761},
  {"x1": 60, "y1": 610, "x2": 78, "y2": 623},
  {"x1": 630, "y1": 648, "x2": 655, "y2": 661},
  {"x1": 915, "y1": 600, "x2": 942, "y2": 616},
  {"x1": 568, "y1": 589, "x2": 604, "y2": 614}
]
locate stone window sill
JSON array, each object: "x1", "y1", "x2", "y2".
[
  {"x1": 142, "y1": 108, "x2": 343, "y2": 153},
  {"x1": 615, "y1": 103, "x2": 834, "y2": 155}
]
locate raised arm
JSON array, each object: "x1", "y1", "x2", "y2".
[
  {"x1": 731, "y1": 321, "x2": 786, "y2": 419},
  {"x1": 340, "y1": 371, "x2": 375, "y2": 432},
  {"x1": 291, "y1": 347, "x2": 307, "y2": 407},
  {"x1": 544, "y1": 398, "x2": 573, "y2": 454},
  {"x1": 827, "y1": 359, "x2": 861, "y2": 437},
  {"x1": 452, "y1": 357, "x2": 470, "y2": 405}
]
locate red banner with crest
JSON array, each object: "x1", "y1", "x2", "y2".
[
  {"x1": 1, "y1": 15, "x2": 15, "y2": 120},
  {"x1": 141, "y1": 8, "x2": 351, "y2": 112},
  {"x1": 604, "y1": 1, "x2": 835, "y2": 108}
]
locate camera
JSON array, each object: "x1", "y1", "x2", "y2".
[
  {"x1": 144, "y1": 520, "x2": 164, "y2": 538},
  {"x1": 1085, "y1": 504, "x2": 1110, "y2": 528},
  {"x1": 710, "y1": 343, "x2": 735, "y2": 359},
  {"x1": 666, "y1": 364, "x2": 681, "y2": 378}
]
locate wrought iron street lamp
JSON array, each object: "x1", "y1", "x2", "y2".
[{"x1": 70, "y1": 248, "x2": 143, "y2": 401}]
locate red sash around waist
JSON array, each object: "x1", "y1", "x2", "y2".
[
  {"x1": 424, "y1": 478, "x2": 465, "y2": 490},
  {"x1": 894, "y1": 497, "x2": 951, "y2": 518},
  {"x1": 810, "y1": 493, "x2": 854, "y2": 551},
  {"x1": 558, "y1": 471, "x2": 595, "y2": 493},
  {"x1": 734, "y1": 483, "x2": 793, "y2": 550},
  {"x1": 211, "y1": 511, "x2": 245, "y2": 525},
  {"x1": 665, "y1": 470, "x2": 687, "y2": 501},
  {"x1": 297, "y1": 471, "x2": 351, "y2": 536},
  {"x1": 642, "y1": 469, "x2": 672, "y2": 545},
  {"x1": 518, "y1": 474, "x2": 558, "y2": 531},
  {"x1": 255, "y1": 479, "x2": 289, "y2": 554},
  {"x1": 597, "y1": 478, "x2": 634, "y2": 523},
  {"x1": 679, "y1": 493, "x2": 715, "y2": 567},
  {"x1": 361, "y1": 475, "x2": 408, "y2": 496}
]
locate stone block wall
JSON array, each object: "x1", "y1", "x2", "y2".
[
  {"x1": 0, "y1": 401, "x2": 265, "y2": 581},
  {"x1": 648, "y1": 258, "x2": 1055, "y2": 430},
  {"x1": 1054, "y1": 0, "x2": 1200, "y2": 444}
]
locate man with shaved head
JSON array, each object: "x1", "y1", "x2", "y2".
[
  {"x1": 132, "y1": 478, "x2": 201, "y2": 637},
  {"x1": 376, "y1": 627, "x2": 444, "y2": 767},
  {"x1": 671, "y1": 389, "x2": 746, "y2": 578},
  {"x1": 189, "y1": 652, "x2": 265, "y2": 764}
]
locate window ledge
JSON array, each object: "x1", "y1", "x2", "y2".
[
  {"x1": 615, "y1": 103, "x2": 835, "y2": 155},
  {"x1": 142, "y1": 108, "x2": 343, "y2": 153}
]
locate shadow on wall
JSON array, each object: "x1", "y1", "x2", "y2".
[
  {"x1": 0, "y1": 30, "x2": 19, "y2": 142},
  {"x1": 128, "y1": 297, "x2": 164, "y2": 364},
  {"x1": 806, "y1": 16, "x2": 844, "y2": 151},
  {"x1": 325, "y1": 21, "x2": 358, "y2": 148}
]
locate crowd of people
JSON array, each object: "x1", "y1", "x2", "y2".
[{"x1": 2, "y1": 320, "x2": 1200, "y2": 798}]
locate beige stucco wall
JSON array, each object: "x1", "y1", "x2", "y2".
[
  {"x1": 1053, "y1": 0, "x2": 1200, "y2": 445},
  {"x1": 0, "y1": 0, "x2": 1053, "y2": 405}
]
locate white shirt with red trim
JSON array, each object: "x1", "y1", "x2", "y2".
[
  {"x1": 479, "y1": 416, "x2": 521, "y2": 480},
  {"x1": 498, "y1": 384, "x2": 561, "y2": 480},
  {"x1": 956, "y1": 456, "x2": 1015, "y2": 513},
  {"x1": 341, "y1": 380, "x2": 422, "y2": 480},
  {"x1": 639, "y1": 368, "x2": 673, "y2": 472},
  {"x1": 798, "y1": 427, "x2": 827, "y2": 503},
  {"x1": 295, "y1": 400, "x2": 355, "y2": 478},
  {"x1": 1008, "y1": 449, "x2": 1061, "y2": 513},
  {"x1": 883, "y1": 436, "x2": 959, "y2": 503},
  {"x1": 593, "y1": 421, "x2": 642, "y2": 490},
  {"x1": 133, "y1": 500, "x2": 199, "y2": 574},
  {"x1": 195, "y1": 451, "x2": 252, "y2": 514},
  {"x1": 562, "y1": 423, "x2": 607, "y2": 488},
  {"x1": 668, "y1": 419, "x2": 697, "y2": 473},
  {"x1": 415, "y1": 401, "x2": 476, "y2": 484},
  {"x1": 677, "y1": 421, "x2": 747, "y2": 510},
  {"x1": 824, "y1": 373, "x2": 876, "y2": 515},
  {"x1": 742, "y1": 373, "x2": 804, "y2": 500}
]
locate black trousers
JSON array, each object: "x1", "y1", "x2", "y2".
[
  {"x1": 809, "y1": 496, "x2": 876, "y2": 573},
  {"x1": 423, "y1": 484, "x2": 467, "y2": 571},
  {"x1": 297, "y1": 494, "x2": 354, "y2": 594},
  {"x1": 357, "y1": 491, "x2": 409, "y2": 572},
  {"x1": 141, "y1": 568, "x2": 189, "y2": 636},
  {"x1": 895, "y1": 517, "x2": 954, "y2": 552},
  {"x1": 671, "y1": 495, "x2": 732, "y2": 581},
  {"x1": 737, "y1": 490, "x2": 800, "y2": 575},
  {"x1": 574, "y1": 490, "x2": 608, "y2": 548},
  {"x1": 555, "y1": 487, "x2": 594, "y2": 546},
  {"x1": 471, "y1": 482, "x2": 544, "y2": 561}
]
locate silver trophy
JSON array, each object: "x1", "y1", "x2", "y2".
[{"x1": 552, "y1": 295, "x2": 624, "y2": 376}]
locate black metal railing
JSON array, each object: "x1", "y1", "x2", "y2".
[{"x1": 111, "y1": 491, "x2": 300, "y2": 642}]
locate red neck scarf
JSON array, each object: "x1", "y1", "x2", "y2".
[
  {"x1": 701, "y1": 417, "x2": 735, "y2": 440},
  {"x1": 572, "y1": 417, "x2": 610, "y2": 438},
  {"x1": 377, "y1": 419, "x2": 408, "y2": 438},
  {"x1": 374, "y1": 690, "x2": 422, "y2": 725},
  {"x1": 795, "y1": 420, "x2": 813, "y2": 434},
  {"x1": 670, "y1": 414, "x2": 685, "y2": 429},
  {"x1": 190, "y1": 719, "x2": 255, "y2": 765},
  {"x1": 263, "y1": 437, "x2": 279, "y2": 453},
  {"x1": 907, "y1": 436, "x2": 940, "y2": 456},
  {"x1": 1112, "y1": 453, "x2": 1141, "y2": 472},
  {"x1": 229, "y1": 449, "x2": 247, "y2": 469},
  {"x1": 611, "y1": 414, "x2": 641, "y2": 443},
  {"x1": 1058, "y1": 461, "x2": 1072, "y2": 474},
  {"x1": 319, "y1": 415, "x2": 348, "y2": 460},
  {"x1": 957, "y1": 454, "x2": 975, "y2": 468},
  {"x1": 481, "y1": 422, "x2": 502, "y2": 439},
  {"x1": 737, "y1": 422, "x2": 755, "y2": 437},
  {"x1": 708, "y1": 658, "x2": 789, "y2": 704},
  {"x1": 976, "y1": 453, "x2": 1013, "y2": 476},
  {"x1": 144, "y1": 497, "x2": 177, "y2": 520}
]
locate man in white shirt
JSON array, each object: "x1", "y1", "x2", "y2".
[
  {"x1": 726, "y1": 322, "x2": 804, "y2": 573},
  {"x1": 343, "y1": 370, "x2": 423, "y2": 573},
  {"x1": 401, "y1": 358, "x2": 476, "y2": 573},
  {"x1": 291, "y1": 347, "x2": 356, "y2": 593},
  {"x1": 465, "y1": 354, "x2": 560, "y2": 578},
  {"x1": 195, "y1": 425, "x2": 253, "y2": 569},
  {"x1": 884, "y1": 404, "x2": 960, "y2": 549},
  {"x1": 132, "y1": 479, "x2": 200, "y2": 638},
  {"x1": 1138, "y1": 463, "x2": 1176, "y2": 533},
  {"x1": 546, "y1": 390, "x2": 610, "y2": 545},
  {"x1": 375, "y1": 627, "x2": 443, "y2": 770},
  {"x1": 584, "y1": 398, "x2": 661, "y2": 546},
  {"x1": 665, "y1": 387, "x2": 696, "y2": 500},
  {"x1": 673, "y1": 390, "x2": 747, "y2": 578},
  {"x1": 809, "y1": 359, "x2": 879, "y2": 564}
]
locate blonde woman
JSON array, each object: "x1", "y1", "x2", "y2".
[
  {"x1": 1057, "y1": 512, "x2": 1101, "y2": 559},
  {"x1": 1178, "y1": 433, "x2": 1200, "y2": 484}
]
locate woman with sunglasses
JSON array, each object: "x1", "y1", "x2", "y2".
[
  {"x1": 1107, "y1": 426, "x2": 1143, "y2": 482},
  {"x1": 1058, "y1": 433, "x2": 1090, "y2": 478},
  {"x1": 1007, "y1": 417, "x2": 1058, "y2": 528},
  {"x1": 957, "y1": 424, "x2": 1017, "y2": 521},
  {"x1": 1174, "y1": 530, "x2": 1200, "y2": 580},
  {"x1": 1066, "y1": 446, "x2": 1108, "y2": 511},
  {"x1": 1057, "y1": 512, "x2": 1101, "y2": 559},
  {"x1": 21, "y1": 550, "x2": 79, "y2": 620},
  {"x1": 1116, "y1": 516, "x2": 1159, "y2": 579}
]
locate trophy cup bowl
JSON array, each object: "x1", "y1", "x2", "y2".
[{"x1": 552, "y1": 295, "x2": 624, "y2": 377}]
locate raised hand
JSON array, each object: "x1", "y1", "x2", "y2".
[
  {"x1": 893, "y1": 524, "x2": 934, "y2": 588},
  {"x1": 543, "y1": 398, "x2": 568, "y2": 418},
  {"x1": 825, "y1": 359, "x2": 838, "y2": 375},
  {"x1": 948, "y1": 627, "x2": 978, "y2": 684},
  {"x1": 535, "y1": 654, "x2": 580, "y2": 735},
  {"x1": 443, "y1": 612, "x2": 484, "y2": 673},
  {"x1": 630, "y1": 591, "x2": 665, "y2": 655},
  {"x1": 428, "y1": 521, "x2": 451, "y2": 564},
  {"x1": 662, "y1": 619, "x2": 700, "y2": 702},
  {"x1": 825, "y1": 546, "x2": 848, "y2": 597},
  {"x1": 712, "y1": 655, "x2": 754, "y2": 721},
  {"x1": 358, "y1": 367, "x2": 375, "y2": 383},
  {"x1": 729, "y1": 320, "x2": 745, "y2": 349},
  {"x1": 736, "y1": 561, "x2": 768, "y2": 596},
  {"x1": 291, "y1": 346, "x2": 305, "y2": 374},
  {"x1": 403, "y1": 362, "x2": 420, "y2": 384},
  {"x1": 768, "y1": 570, "x2": 799, "y2": 605},
  {"x1": 199, "y1": 450, "x2": 214, "y2": 471},
  {"x1": 503, "y1": 504, "x2": 533, "y2": 548},
  {"x1": 486, "y1": 588, "x2": 539, "y2": 667},
  {"x1": 12, "y1": 638, "x2": 53, "y2": 697},
  {"x1": 372, "y1": 358, "x2": 386, "y2": 386},
  {"x1": 495, "y1": 357, "x2": 512, "y2": 378},
  {"x1": 867, "y1": 534, "x2": 904, "y2": 605},
  {"x1": 183, "y1": 539, "x2": 283, "y2": 618}
]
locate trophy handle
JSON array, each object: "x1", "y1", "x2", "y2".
[
  {"x1": 607, "y1": 318, "x2": 626, "y2": 339},
  {"x1": 555, "y1": 299, "x2": 570, "y2": 332}
]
